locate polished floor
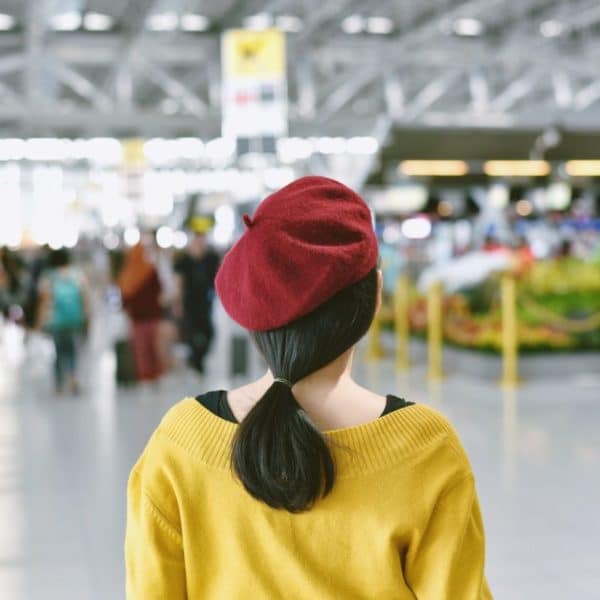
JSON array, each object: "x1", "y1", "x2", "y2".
[{"x1": 0, "y1": 318, "x2": 599, "y2": 599}]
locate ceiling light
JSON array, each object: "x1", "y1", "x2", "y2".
[
  {"x1": 484, "y1": 160, "x2": 550, "y2": 177},
  {"x1": 276, "y1": 15, "x2": 302, "y2": 32},
  {"x1": 515, "y1": 199, "x2": 533, "y2": 217},
  {"x1": 83, "y1": 12, "x2": 113, "y2": 31},
  {"x1": 146, "y1": 12, "x2": 179, "y2": 32},
  {"x1": 0, "y1": 14, "x2": 16, "y2": 30},
  {"x1": 401, "y1": 217, "x2": 432, "y2": 240},
  {"x1": 453, "y1": 18, "x2": 484, "y2": 37},
  {"x1": 540, "y1": 20, "x2": 563, "y2": 38},
  {"x1": 399, "y1": 160, "x2": 469, "y2": 177},
  {"x1": 244, "y1": 13, "x2": 273, "y2": 30},
  {"x1": 341, "y1": 14, "x2": 365, "y2": 34},
  {"x1": 50, "y1": 12, "x2": 82, "y2": 31},
  {"x1": 347, "y1": 136, "x2": 379, "y2": 154},
  {"x1": 437, "y1": 200, "x2": 454, "y2": 217},
  {"x1": 488, "y1": 183, "x2": 509, "y2": 209},
  {"x1": 366, "y1": 16, "x2": 394, "y2": 35},
  {"x1": 564, "y1": 160, "x2": 600, "y2": 177},
  {"x1": 180, "y1": 14, "x2": 210, "y2": 31}
]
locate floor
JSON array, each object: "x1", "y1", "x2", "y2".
[{"x1": 0, "y1": 318, "x2": 599, "y2": 599}]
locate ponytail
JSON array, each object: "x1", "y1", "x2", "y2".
[
  {"x1": 231, "y1": 268, "x2": 379, "y2": 513},
  {"x1": 231, "y1": 380, "x2": 334, "y2": 513}
]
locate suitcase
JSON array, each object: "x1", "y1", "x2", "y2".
[{"x1": 115, "y1": 339, "x2": 137, "y2": 385}]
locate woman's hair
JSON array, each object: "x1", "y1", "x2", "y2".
[
  {"x1": 48, "y1": 248, "x2": 71, "y2": 268},
  {"x1": 231, "y1": 268, "x2": 378, "y2": 512}
]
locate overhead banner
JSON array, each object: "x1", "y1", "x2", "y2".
[{"x1": 222, "y1": 29, "x2": 287, "y2": 153}]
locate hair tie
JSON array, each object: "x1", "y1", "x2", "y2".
[{"x1": 273, "y1": 377, "x2": 293, "y2": 387}]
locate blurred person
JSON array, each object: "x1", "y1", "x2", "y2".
[
  {"x1": 482, "y1": 233, "x2": 503, "y2": 253},
  {"x1": 118, "y1": 238, "x2": 163, "y2": 382},
  {"x1": 126, "y1": 177, "x2": 491, "y2": 599},
  {"x1": 174, "y1": 230, "x2": 220, "y2": 373},
  {"x1": 0, "y1": 248, "x2": 25, "y2": 317},
  {"x1": 514, "y1": 235, "x2": 535, "y2": 275},
  {"x1": 556, "y1": 239, "x2": 573, "y2": 259},
  {"x1": 22, "y1": 246, "x2": 48, "y2": 332},
  {"x1": 155, "y1": 247, "x2": 179, "y2": 372},
  {"x1": 38, "y1": 248, "x2": 89, "y2": 395}
]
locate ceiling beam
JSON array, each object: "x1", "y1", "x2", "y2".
[{"x1": 139, "y1": 59, "x2": 207, "y2": 116}]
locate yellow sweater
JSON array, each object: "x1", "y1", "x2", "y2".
[{"x1": 126, "y1": 398, "x2": 492, "y2": 599}]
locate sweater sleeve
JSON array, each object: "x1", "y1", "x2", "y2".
[
  {"x1": 125, "y1": 468, "x2": 186, "y2": 599},
  {"x1": 405, "y1": 474, "x2": 493, "y2": 600}
]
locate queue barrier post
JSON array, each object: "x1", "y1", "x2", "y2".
[
  {"x1": 366, "y1": 309, "x2": 385, "y2": 361},
  {"x1": 427, "y1": 280, "x2": 444, "y2": 381},
  {"x1": 394, "y1": 275, "x2": 411, "y2": 371},
  {"x1": 501, "y1": 272, "x2": 520, "y2": 388}
]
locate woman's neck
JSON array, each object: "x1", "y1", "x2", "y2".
[{"x1": 228, "y1": 349, "x2": 387, "y2": 430}]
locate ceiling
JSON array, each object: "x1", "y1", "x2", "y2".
[{"x1": 1, "y1": 0, "x2": 600, "y2": 140}]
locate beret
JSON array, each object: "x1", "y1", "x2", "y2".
[{"x1": 215, "y1": 175, "x2": 378, "y2": 331}]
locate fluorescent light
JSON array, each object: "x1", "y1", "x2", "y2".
[
  {"x1": 341, "y1": 14, "x2": 365, "y2": 34},
  {"x1": 366, "y1": 16, "x2": 394, "y2": 35},
  {"x1": 244, "y1": 13, "x2": 273, "y2": 29},
  {"x1": 540, "y1": 20, "x2": 563, "y2": 38},
  {"x1": 276, "y1": 15, "x2": 302, "y2": 32},
  {"x1": 565, "y1": 160, "x2": 600, "y2": 177},
  {"x1": 0, "y1": 14, "x2": 16, "y2": 30},
  {"x1": 401, "y1": 217, "x2": 432, "y2": 240},
  {"x1": 316, "y1": 137, "x2": 347, "y2": 154},
  {"x1": 0, "y1": 138, "x2": 25, "y2": 161},
  {"x1": 484, "y1": 160, "x2": 550, "y2": 177},
  {"x1": 146, "y1": 13, "x2": 178, "y2": 31},
  {"x1": 50, "y1": 12, "x2": 82, "y2": 31},
  {"x1": 453, "y1": 18, "x2": 484, "y2": 37},
  {"x1": 83, "y1": 12, "x2": 114, "y2": 31},
  {"x1": 180, "y1": 14, "x2": 210, "y2": 31},
  {"x1": 399, "y1": 160, "x2": 469, "y2": 177},
  {"x1": 24, "y1": 138, "x2": 72, "y2": 161},
  {"x1": 277, "y1": 137, "x2": 313, "y2": 163},
  {"x1": 347, "y1": 136, "x2": 379, "y2": 154}
]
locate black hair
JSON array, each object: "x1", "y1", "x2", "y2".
[
  {"x1": 47, "y1": 248, "x2": 71, "y2": 268},
  {"x1": 231, "y1": 268, "x2": 378, "y2": 512}
]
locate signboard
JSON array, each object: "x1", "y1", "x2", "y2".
[{"x1": 222, "y1": 29, "x2": 287, "y2": 153}]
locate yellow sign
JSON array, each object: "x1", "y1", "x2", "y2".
[
  {"x1": 223, "y1": 29, "x2": 285, "y2": 78},
  {"x1": 122, "y1": 138, "x2": 146, "y2": 168}
]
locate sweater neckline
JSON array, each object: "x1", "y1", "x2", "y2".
[{"x1": 159, "y1": 398, "x2": 451, "y2": 477}]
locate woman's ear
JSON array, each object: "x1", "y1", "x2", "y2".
[{"x1": 375, "y1": 269, "x2": 383, "y2": 314}]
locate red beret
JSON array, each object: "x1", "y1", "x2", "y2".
[{"x1": 215, "y1": 175, "x2": 378, "y2": 331}]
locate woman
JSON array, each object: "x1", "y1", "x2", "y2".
[
  {"x1": 126, "y1": 177, "x2": 492, "y2": 599},
  {"x1": 118, "y1": 239, "x2": 163, "y2": 382},
  {"x1": 38, "y1": 248, "x2": 89, "y2": 395}
]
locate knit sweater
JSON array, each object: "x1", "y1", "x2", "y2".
[{"x1": 125, "y1": 398, "x2": 493, "y2": 599}]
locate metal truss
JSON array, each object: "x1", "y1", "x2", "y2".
[{"x1": 1, "y1": 0, "x2": 600, "y2": 138}]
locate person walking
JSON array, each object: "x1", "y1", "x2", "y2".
[
  {"x1": 126, "y1": 177, "x2": 492, "y2": 599},
  {"x1": 38, "y1": 249, "x2": 89, "y2": 395},
  {"x1": 174, "y1": 230, "x2": 220, "y2": 373},
  {"x1": 118, "y1": 239, "x2": 163, "y2": 383}
]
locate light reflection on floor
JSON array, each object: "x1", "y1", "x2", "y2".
[{"x1": 0, "y1": 320, "x2": 599, "y2": 599}]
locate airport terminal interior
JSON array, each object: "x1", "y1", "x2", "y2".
[{"x1": 1, "y1": 1, "x2": 600, "y2": 598}]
